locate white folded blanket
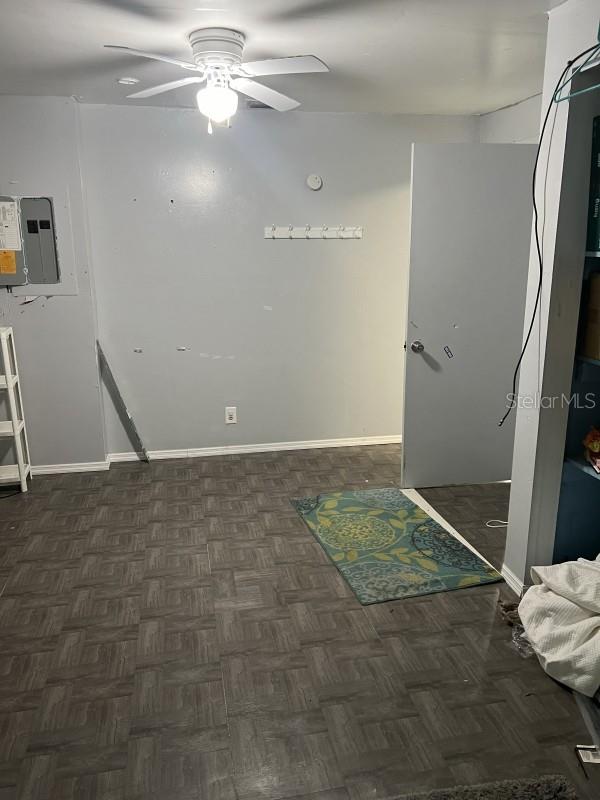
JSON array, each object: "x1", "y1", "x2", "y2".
[{"x1": 519, "y1": 554, "x2": 600, "y2": 697}]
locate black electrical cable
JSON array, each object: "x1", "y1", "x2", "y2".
[{"x1": 498, "y1": 42, "x2": 600, "y2": 427}]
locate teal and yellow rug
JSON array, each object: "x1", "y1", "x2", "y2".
[{"x1": 291, "y1": 487, "x2": 502, "y2": 605}]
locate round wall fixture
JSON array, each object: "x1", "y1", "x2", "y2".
[{"x1": 306, "y1": 174, "x2": 323, "y2": 191}]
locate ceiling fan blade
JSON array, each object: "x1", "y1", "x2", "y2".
[
  {"x1": 127, "y1": 77, "x2": 205, "y2": 99},
  {"x1": 239, "y1": 55, "x2": 329, "y2": 77},
  {"x1": 104, "y1": 45, "x2": 202, "y2": 72},
  {"x1": 230, "y1": 78, "x2": 300, "y2": 111}
]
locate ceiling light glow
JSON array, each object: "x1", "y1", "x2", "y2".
[
  {"x1": 117, "y1": 77, "x2": 140, "y2": 85},
  {"x1": 196, "y1": 85, "x2": 238, "y2": 123}
]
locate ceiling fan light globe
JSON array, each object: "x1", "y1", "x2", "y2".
[{"x1": 196, "y1": 86, "x2": 238, "y2": 123}]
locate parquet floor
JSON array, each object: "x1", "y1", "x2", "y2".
[{"x1": 0, "y1": 444, "x2": 596, "y2": 800}]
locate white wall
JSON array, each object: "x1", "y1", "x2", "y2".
[
  {"x1": 504, "y1": 0, "x2": 600, "y2": 585},
  {"x1": 0, "y1": 97, "x2": 105, "y2": 468},
  {"x1": 79, "y1": 106, "x2": 478, "y2": 455},
  {"x1": 479, "y1": 95, "x2": 542, "y2": 144}
]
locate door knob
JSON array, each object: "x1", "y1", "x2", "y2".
[{"x1": 410, "y1": 340, "x2": 425, "y2": 353}]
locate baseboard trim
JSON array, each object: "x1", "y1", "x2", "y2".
[
  {"x1": 32, "y1": 459, "x2": 110, "y2": 476},
  {"x1": 29, "y1": 436, "x2": 401, "y2": 475},
  {"x1": 501, "y1": 563, "x2": 525, "y2": 597},
  {"x1": 109, "y1": 435, "x2": 402, "y2": 464},
  {"x1": 106, "y1": 451, "x2": 145, "y2": 463}
]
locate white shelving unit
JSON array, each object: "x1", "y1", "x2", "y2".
[{"x1": 0, "y1": 327, "x2": 30, "y2": 492}]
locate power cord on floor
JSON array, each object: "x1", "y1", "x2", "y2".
[{"x1": 486, "y1": 519, "x2": 508, "y2": 528}]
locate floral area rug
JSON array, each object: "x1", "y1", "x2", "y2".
[{"x1": 291, "y1": 487, "x2": 502, "y2": 605}]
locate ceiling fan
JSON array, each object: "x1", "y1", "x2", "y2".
[{"x1": 105, "y1": 28, "x2": 329, "y2": 133}]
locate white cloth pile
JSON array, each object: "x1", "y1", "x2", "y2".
[{"x1": 519, "y1": 554, "x2": 600, "y2": 697}]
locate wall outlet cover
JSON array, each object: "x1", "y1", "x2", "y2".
[{"x1": 225, "y1": 406, "x2": 237, "y2": 424}]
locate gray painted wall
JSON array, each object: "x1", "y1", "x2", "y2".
[
  {"x1": 0, "y1": 98, "x2": 477, "y2": 465},
  {"x1": 80, "y1": 106, "x2": 477, "y2": 454},
  {"x1": 0, "y1": 96, "x2": 105, "y2": 467},
  {"x1": 478, "y1": 95, "x2": 542, "y2": 144}
]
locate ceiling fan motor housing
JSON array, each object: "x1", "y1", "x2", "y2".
[{"x1": 189, "y1": 28, "x2": 246, "y2": 68}]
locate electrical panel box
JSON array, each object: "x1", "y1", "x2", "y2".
[
  {"x1": 0, "y1": 197, "x2": 60, "y2": 288},
  {"x1": 0, "y1": 197, "x2": 26, "y2": 287},
  {"x1": 20, "y1": 198, "x2": 60, "y2": 284}
]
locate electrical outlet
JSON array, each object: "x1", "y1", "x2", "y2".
[{"x1": 225, "y1": 406, "x2": 237, "y2": 424}]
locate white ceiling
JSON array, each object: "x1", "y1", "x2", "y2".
[{"x1": 1, "y1": 0, "x2": 561, "y2": 115}]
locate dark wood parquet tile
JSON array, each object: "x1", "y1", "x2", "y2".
[
  {"x1": 0, "y1": 446, "x2": 597, "y2": 800},
  {"x1": 419, "y1": 483, "x2": 510, "y2": 571}
]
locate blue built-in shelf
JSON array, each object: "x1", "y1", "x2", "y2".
[
  {"x1": 555, "y1": 110, "x2": 600, "y2": 565},
  {"x1": 566, "y1": 456, "x2": 600, "y2": 480},
  {"x1": 555, "y1": 458, "x2": 600, "y2": 562}
]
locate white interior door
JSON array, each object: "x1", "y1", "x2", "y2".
[{"x1": 402, "y1": 143, "x2": 536, "y2": 488}]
